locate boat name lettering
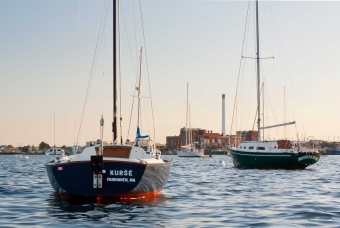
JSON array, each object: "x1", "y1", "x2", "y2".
[
  {"x1": 298, "y1": 155, "x2": 318, "y2": 161},
  {"x1": 109, "y1": 170, "x2": 133, "y2": 176},
  {"x1": 106, "y1": 178, "x2": 135, "y2": 182}
]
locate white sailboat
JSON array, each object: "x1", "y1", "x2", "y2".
[
  {"x1": 45, "y1": 110, "x2": 65, "y2": 156},
  {"x1": 133, "y1": 47, "x2": 161, "y2": 158},
  {"x1": 177, "y1": 82, "x2": 203, "y2": 157}
]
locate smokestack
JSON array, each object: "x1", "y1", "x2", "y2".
[{"x1": 222, "y1": 94, "x2": 225, "y2": 136}]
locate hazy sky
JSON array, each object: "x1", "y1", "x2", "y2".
[{"x1": 0, "y1": 0, "x2": 339, "y2": 147}]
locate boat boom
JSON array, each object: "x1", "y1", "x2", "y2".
[{"x1": 260, "y1": 121, "x2": 296, "y2": 130}]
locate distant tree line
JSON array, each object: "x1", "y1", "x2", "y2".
[
  {"x1": 39, "y1": 142, "x2": 50, "y2": 150},
  {"x1": 38, "y1": 142, "x2": 66, "y2": 150}
]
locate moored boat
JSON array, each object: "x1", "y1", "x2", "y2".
[
  {"x1": 177, "y1": 146, "x2": 203, "y2": 157},
  {"x1": 45, "y1": 0, "x2": 172, "y2": 198},
  {"x1": 229, "y1": 140, "x2": 320, "y2": 169},
  {"x1": 209, "y1": 149, "x2": 227, "y2": 155},
  {"x1": 45, "y1": 147, "x2": 65, "y2": 156},
  {"x1": 177, "y1": 83, "x2": 203, "y2": 158},
  {"x1": 333, "y1": 148, "x2": 340, "y2": 155},
  {"x1": 228, "y1": 0, "x2": 320, "y2": 169},
  {"x1": 45, "y1": 143, "x2": 171, "y2": 197}
]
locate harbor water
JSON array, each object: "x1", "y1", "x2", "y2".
[{"x1": 1, "y1": 154, "x2": 340, "y2": 227}]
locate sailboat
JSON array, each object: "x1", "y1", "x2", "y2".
[
  {"x1": 228, "y1": 0, "x2": 320, "y2": 169},
  {"x1": 45, "y1": 110, "x2": 65, "y2": 156},
  {"x1": 133, "y1": 47, "x2": 161, "y2": 158},
  {"x1": 45, "y1": 1, "x2": 172, "y2": 198},
  {"x1": 177, "y1": 82, "x2": 203, "y2": 157}
]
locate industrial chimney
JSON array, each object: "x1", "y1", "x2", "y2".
[{"x1": 222, "y1": 94, "x2": 225, "y2": 136}]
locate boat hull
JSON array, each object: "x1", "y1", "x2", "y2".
[
  {"x1": 229, "y1": 149, "x2": 320, "y2": 169},
  {"x1": 177, "y1": 150, "x2": 203, "y2": 157},
  {"x1": 209, "y1": 150, "x2": 227, "y2": 155},
  {"x1": 333, "y1": 149, "x2": 340, "y2": 155},
  {"x1": 46, "y1": 160, "x2": 172, "y2": 197}
]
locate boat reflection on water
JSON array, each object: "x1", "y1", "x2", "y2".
[{"x1": 46, "y1": 192, "x2": 169, "y2": 215}]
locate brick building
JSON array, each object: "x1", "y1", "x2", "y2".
[
  {"x1": 236, "y1": 130, "x2": 258, "y2": 141},
  {"x1": 166, "y1": 128, "x2": 258, "y2": 152},
  {"x1": 166, "y1": 135, "x2": 179, "y2": 152}
]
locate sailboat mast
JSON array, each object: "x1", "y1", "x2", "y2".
[
  {"x1": 113, "y1": 0, "x2": 117, "y2": 142},
  {"x1": 262, "y1": 82, "x2": 264, "y2": 141},
  {"x1": 284, "y1": 86, "x2": 286, "y2": 139},
  {"x1": 137, "y1": 47, "x2": 142, "y2": 129},
  {"x1": 185, "y1": 82, "x2": 189, "y2": 147},
  {"x1": 189, "y1": 104, "x2": 191, "y2": 145},
  {"x1": 256, "y1": 0, "x2": 261, "y2": 142}
]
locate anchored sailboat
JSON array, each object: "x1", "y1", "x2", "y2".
[
  {"x1": 133, "y1": 47, "x2": 161, "y2": 157},
  {"x1": 228, "y1": 0, "x2": 320, "y2": 169},
  {"x1": 45, "y1": 1, "x2": 172, "y2": 198},
  {"x1": 177, "y1": 82, "x2": 203, "y2": 157},
  {"x1": 45, "y1": 110, "x2": 65, "y2": 156}
]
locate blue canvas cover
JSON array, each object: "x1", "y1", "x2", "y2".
[{"x1": 136, "y1": 127, "x2": 149, "y2": 138}]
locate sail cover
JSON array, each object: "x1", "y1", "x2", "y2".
[{"x1": 136, "y1": 127, "x2": 149, "y2": 138}]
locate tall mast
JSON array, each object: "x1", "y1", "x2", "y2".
[
  {"x1": 284, "y1": 86, "x2": 286, "y2": 139},
  {"x1": 222, "y1": 94, "x2": 225, "y2": 136},
  {"x1": 262, "y1": 81, "x2": 264, "y2": 141},
  {"x1": 185, "y1": 82, "x2": 189, "y2": 147},
  {"x1": 112, "y1": 0, "x2": 117, "y2": 142},
  {"x1": 189, "y1": 104, "x2": 191, "y2": 145},
  {"x1": 137, "y1": 48, "x2": 142, "y2": 130},
  {"x1": 256, "y1": 0, "x2": 261, "y2": 142}
]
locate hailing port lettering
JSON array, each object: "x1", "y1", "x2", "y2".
[
  {"x1": 106, "y1": 177, "x2": 136, "y2": 182},
  {"x1": 298, "y1": 155, "x2": 318, "y2": 161},
  {"x1": 107, "y1": 170, "x2": 135, "y2": 182}
]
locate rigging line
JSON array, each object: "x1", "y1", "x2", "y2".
[
  {"x1": 229, "y1": 0, "x2": 251, "y2": 146},
  {"x1": 73, "y1": 0, "x2": 80, "y2": 153},
  {"x1": 235, "y1": 4, "x2": 252, "y2": 143},
  {"x1": 139, "y1": 0, "x2": 156, "y2": 147},
  {"x1": 120, "y1": 6, "x2": 139, "y2": 140},
  {"x1": 264, "y1": 80, "x2": 279, "y2": 131},
  {"x1": 132, "y1": 0, "x2": 138, "y2": 72},
  {"x1": 264, "y1": 2, "x2": 279, "y2": 122},
  {"x1": 120, "y1": 5, "x2": 137, "y2": 75},
  {"x1": 251, "y1": 109, "x2": 257, "y2": 136},
  {"x1": 240, "y1": 51, "x2": 254, "y2": 135},
  {"x1": 76, "y1": 1, "x2": 110, "y2": 150},
  {"x1": 126, "y1": 81, "x2": 138, "y2": 140},
  {"x1": 268, "y1": 2, "x2": 305, "y2": 135}
]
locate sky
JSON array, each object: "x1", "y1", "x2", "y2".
[{"x1": 0, "y1": 0, "x2": 340, "y2": 147}]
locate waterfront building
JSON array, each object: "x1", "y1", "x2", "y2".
[{"x1": 166, "y1": 128, "x2": 258, "y2": 152}]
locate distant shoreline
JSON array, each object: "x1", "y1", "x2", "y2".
[{"x1": 0, "y1": 153, "x2": 46, "y2": 155}]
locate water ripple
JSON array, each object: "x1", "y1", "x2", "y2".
[{"x1": 0, "y1": 154, "x2": 340, "y2": 227}]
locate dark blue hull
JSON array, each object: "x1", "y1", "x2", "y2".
[
  {"x1": 46, "y1": 160, "x2": 172, "y2": 197},
  {"x1": 333, "y1": 149, "x2": 340, "y2": 155}
]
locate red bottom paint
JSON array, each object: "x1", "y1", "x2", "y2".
[{"x1": 55, "y1": 189, "x2": 163, "y2": 204}]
